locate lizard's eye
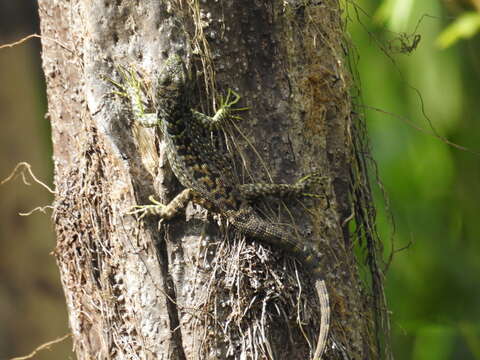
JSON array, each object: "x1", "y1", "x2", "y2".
[{"x1": 159, "y1": 73, "x2": 172, "y2": 86}]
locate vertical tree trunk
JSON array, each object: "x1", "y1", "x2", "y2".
[{"x1": 38, "y1": 0, "x2": 386, "y2": 359}]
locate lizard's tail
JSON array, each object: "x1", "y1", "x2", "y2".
[
  {"x1": 229, "y1": 211, "x2": 330, "y2": 358},
  {"x1": 313, "y1": 279, "x2": 330, "y2": 359}
]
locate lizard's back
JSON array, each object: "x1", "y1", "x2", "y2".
[{"x1": 156, "y1": 56, "x2": 243, "y2": 213}]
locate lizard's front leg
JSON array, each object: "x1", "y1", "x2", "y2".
[
  {"x1": 191, "y1": 89, "x2": 247, "y2": 130},
  {"x1": 108, "y1": 66, "x2": 159, "y2": 128}
]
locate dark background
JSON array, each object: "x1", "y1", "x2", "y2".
[{"x1": 1, "y1": 1, "x2": 479, "y2": 359}]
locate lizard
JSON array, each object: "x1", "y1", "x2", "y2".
[{"x1": 113, "y1": 54, "x2": 330, "y2": 360}]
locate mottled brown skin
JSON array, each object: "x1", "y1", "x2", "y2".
[{"x1": 130, "y1": 54, "x2": 330, "y2": 359}]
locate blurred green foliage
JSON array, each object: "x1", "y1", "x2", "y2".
[
  {"x1": 437, "y1": 12, "x2": 480, "y2": 48},
  {"x1": 346, "y1": 0, "x2": 480, "y2": 358}
]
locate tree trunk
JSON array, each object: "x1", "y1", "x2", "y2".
[{"x1": 38, "y1": 0, "x2": 386, "y2": 359}]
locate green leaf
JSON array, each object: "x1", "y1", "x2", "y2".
[{"x1": 437, "y1": 12, "x2": 480, "y2": 49}]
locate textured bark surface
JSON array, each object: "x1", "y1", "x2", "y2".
[{"x1": 39, "y1": 0, "x2": 377, "y2": 359}]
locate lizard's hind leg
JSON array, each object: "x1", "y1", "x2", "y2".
[
  {"x1": 128, "y1": 189, "x2": 194, "y2": 220},
  {"x1": 238, "y1": 172, "x2": 328, "y2": 200}
]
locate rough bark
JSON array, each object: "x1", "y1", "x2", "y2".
[{"x1": 39, "y1": 0, "x2": 380, "y2": 359}]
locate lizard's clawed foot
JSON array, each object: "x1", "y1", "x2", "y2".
[
  {"x1": 104, "y1": 66, "x2": 159, "y2": 127},
  {"x1": 213, "y1": 89, "x2": 249, "y2": 122},
  {"x1": 220, "y1": 89, "x2": 242, "y2": 108},
  {"x1": 127, "y1": 195, "x2": 166, "y2": 219},
  {"x1": 105, "y1": 66, "x2": 145, "y2": 99},
  {"x1": 296, "y1": 172, "x2": 328, "y2": 199}
]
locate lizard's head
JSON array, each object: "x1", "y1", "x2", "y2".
[{"x1": 158, "y1": 54, "x2": 188, "y2": 92}]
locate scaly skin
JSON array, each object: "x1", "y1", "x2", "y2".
[{"x1": 118, "y1": 55, "x2": 330, "y2": 359}]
